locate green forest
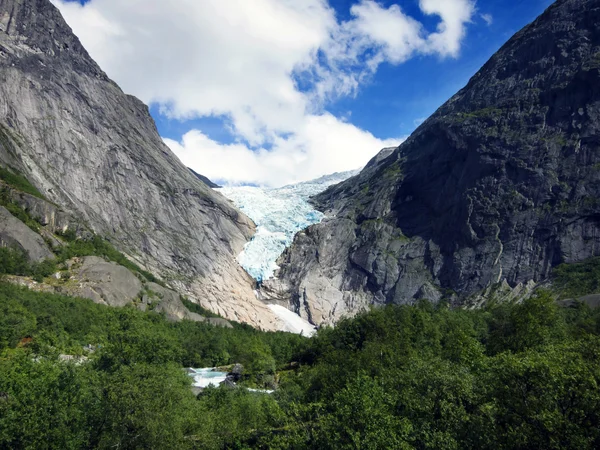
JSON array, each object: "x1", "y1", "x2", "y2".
[{"x1": 1, "y1": 258, "x2": 600, "y2": 449}]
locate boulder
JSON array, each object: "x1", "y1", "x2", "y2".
[
  {"x1": 0, "y1": 206, "x2": 54, "y2": 261},
  {"x1": 228, "y1": 363, "x2": 244, "y2": 382},
  {"x1": 68, "y1": 256, "x2": 143, "y2": 307},
  {"x1": 206, "y1": 317, "x2": 234, "y2": 328}
]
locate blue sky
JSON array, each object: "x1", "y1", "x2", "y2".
[
  {"x1": 326, "y1": 0, "x2": 554, "y2": 138},
  {"x1": 56, "y1": 0, "x2": 554, "y2": 186}
]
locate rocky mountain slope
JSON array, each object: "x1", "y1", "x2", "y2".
[
  {"x1": 0, "y1": 0, "x2": 282, "y2": 329},
  {"x1": 263, "y1": 0, "x2": 600, "y2": 326}
]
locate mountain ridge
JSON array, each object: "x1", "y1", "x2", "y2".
[{"x1": 262, "y1": 0, "x2": 600, "y2": 326}]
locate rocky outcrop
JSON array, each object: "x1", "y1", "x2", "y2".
[
  {"x1": 0, "y1": 205, "x2": 53, "y2": 260},
  {"x1": 5, "y1": 255, "x2": 234, "y2": 326},
  {"x1": 264, "y1": 0, "x2": 600, "y2": 326},
  {"x1": 189, "y1": 168, "x2": 221, "y2": 189},
  {"x1": 0, "y1": 0, "x2": 282, "y2": 329},
  {"x1": 3, "y1": 183, "x2": 80, "y2": 233},
  {"x1": 559, "y1": 294, "x2": 600, "y2": 308},
  {"x1": 145, "y1": 281, "x2": 233, "y2": 324},
  {"x1": 68, "y1": 256, "x2": 143, "y2": 307}
]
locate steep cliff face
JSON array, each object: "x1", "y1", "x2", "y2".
[
  {"x1": 0, "y1": 0, "x2": 282, "y2": 329},
  {"x1": 263, "y1": 0, "x2": 600, "y2": 326}
]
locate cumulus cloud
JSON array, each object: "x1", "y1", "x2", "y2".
[
  {"x1": 165, "y1": 113, "x2": 402, "y2": 186},
  {"x1": 419, "y1": 0, "x2": 476, "y2": 56},
  {"x1": 53, "y1": 0, "x2": 475, "y2": 186}
]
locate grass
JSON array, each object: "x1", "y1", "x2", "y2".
[
  {"x1": 0, "y1": 229, "x2": 168, "y2": 288},
  {"x1": 0, "y1": 166, "x2": 44, "y2": 199},
  {"x1": 0, "y1": 247, "x2": 58, "y2": 282},
  {"x1": 453, "y1": 107, "x2": 503, "y2": 123},
  {"x1": 383, "y1": 160, "x2": 403, "y2": 178},
  {"x1": 0, "y1": 194, "x2": 165, "y2": 288},
  {"x1": 541, "y1": 133, "x2": 568, "y2": 147},
  {"x1": 0, "y1": 188, "x2": 42, "y2": 232}
]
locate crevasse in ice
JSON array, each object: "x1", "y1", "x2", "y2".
[{"x1": 217, "y1": 170, "x2": 358, "y2": 282}]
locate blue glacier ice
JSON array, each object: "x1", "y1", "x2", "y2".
[{"x1": 217, "y1": 170, "x2": 358, "y2": 282}]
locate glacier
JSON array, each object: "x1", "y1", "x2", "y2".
[{"x1": 217, "y1": 170, "x2": 359, "y2": 283}]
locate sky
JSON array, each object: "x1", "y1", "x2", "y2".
[{"x1": 53, "y1": 0, "x2": 554, "y2": 187}]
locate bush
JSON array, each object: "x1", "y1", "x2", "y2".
[
  {"x1": 181, "y1": 296, "x2": 221, "y2": 318},
  {"x1": 1, "y1": 279, "x2": 600, "y2": 448},
  {"x1": 0, "y1": 246, "x2": 57, "y2": 281}
]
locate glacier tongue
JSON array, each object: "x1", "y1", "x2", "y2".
[{"x1": 217, "y1": 170, "x2": 358, "y2": 282}]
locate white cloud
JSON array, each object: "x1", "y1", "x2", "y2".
[
  {"x1": 481, "y1": 13, "x2": 493, "y2": 26},
  {"x1": 53, "y1": 0, "x2": 475, "y2": 186},
  {"x1": 309, "y1": 0, "x2": 476, "y2": 102},
  {"x1": 164, "y1": 113, "x2": 402, "y2": 187},
  {"x1": 419, "y1": 0, "x2": 476, "y2": 56}
]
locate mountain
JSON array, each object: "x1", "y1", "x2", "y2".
[
  {"x1": 262, "y1": 0, "x2": 600, "y2": 326},
  {"x1": 0, "y1": 0, "x2": 282, "y2": 329},
  {"x1": 189, "y1": 168, "x2": 221, "y2": 188}
]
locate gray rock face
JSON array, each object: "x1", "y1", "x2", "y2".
[
  {"x1": 559, "y1": 294, "x2": 600, "y2": 308},
  {"x1": 0, "y1": 205, "x2": 53, "y2": 260},
  {"x1": 1, "y1": 182, "x2": 82, "y2": 234},
  {"x1": 74, "y1": 256, "x2": 142, "y2": 307},
  {"x1": 146, "y1": 281, "x2": 214, "y2": 323},
  {"x1": 4, "y1": 254, "x2": 234, "y2": 326},
  {"x1": 206, "y1": 317, "x2": 234, "y2": 328},
  {"x1": 264, "y1": 0, "x2": 600, "y2": 326},
  {"x1": 0, "y1": 0, "x2": 283, "y2": 329},
  {"x1": 189, "y1": 168, "x2": 221, "y2": 189}
]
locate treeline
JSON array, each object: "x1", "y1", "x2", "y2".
[
  {"x1": 280, "y1": 293, "x2": 600, "y2": 449},
  {"x1": 1, "y1": 283, "x2": 600, "y2": 448}
]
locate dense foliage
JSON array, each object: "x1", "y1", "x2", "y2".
[
  {"x1": 553, "y1": 256, "x2": 600, "y2": 298},
  {"x1": 0, "y1": 247, "x2": 58, "y2": 282},
  {"x1": 1, "y1": 281, "x2": 600, "y2": 449}
]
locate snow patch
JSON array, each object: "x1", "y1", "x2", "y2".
[{"x1": 268, "y1": 304, "x2": 316, "y2": 337}]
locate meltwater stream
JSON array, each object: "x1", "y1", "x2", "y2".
[
  {"x1": 189, "y1": 368, "x2": 228, "y2": 388},
  {"x1": 217, "y1": 170, "x2": 358, "y2": 282}
]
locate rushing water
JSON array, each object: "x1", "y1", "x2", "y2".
[
  {"x1": 187, "y1": 368, "x2": 274, "y2": 394},
  {"x1": 188, "y1": 368, "x2": 228, "y2": 388}
]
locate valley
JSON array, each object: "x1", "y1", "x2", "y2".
[{"x1": 0, "y1": 0, "x2": 600, "y2": 448}]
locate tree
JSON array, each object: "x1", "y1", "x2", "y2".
[{"x1": 318, "y1": 374, "x2": 413, "y2": 450}]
